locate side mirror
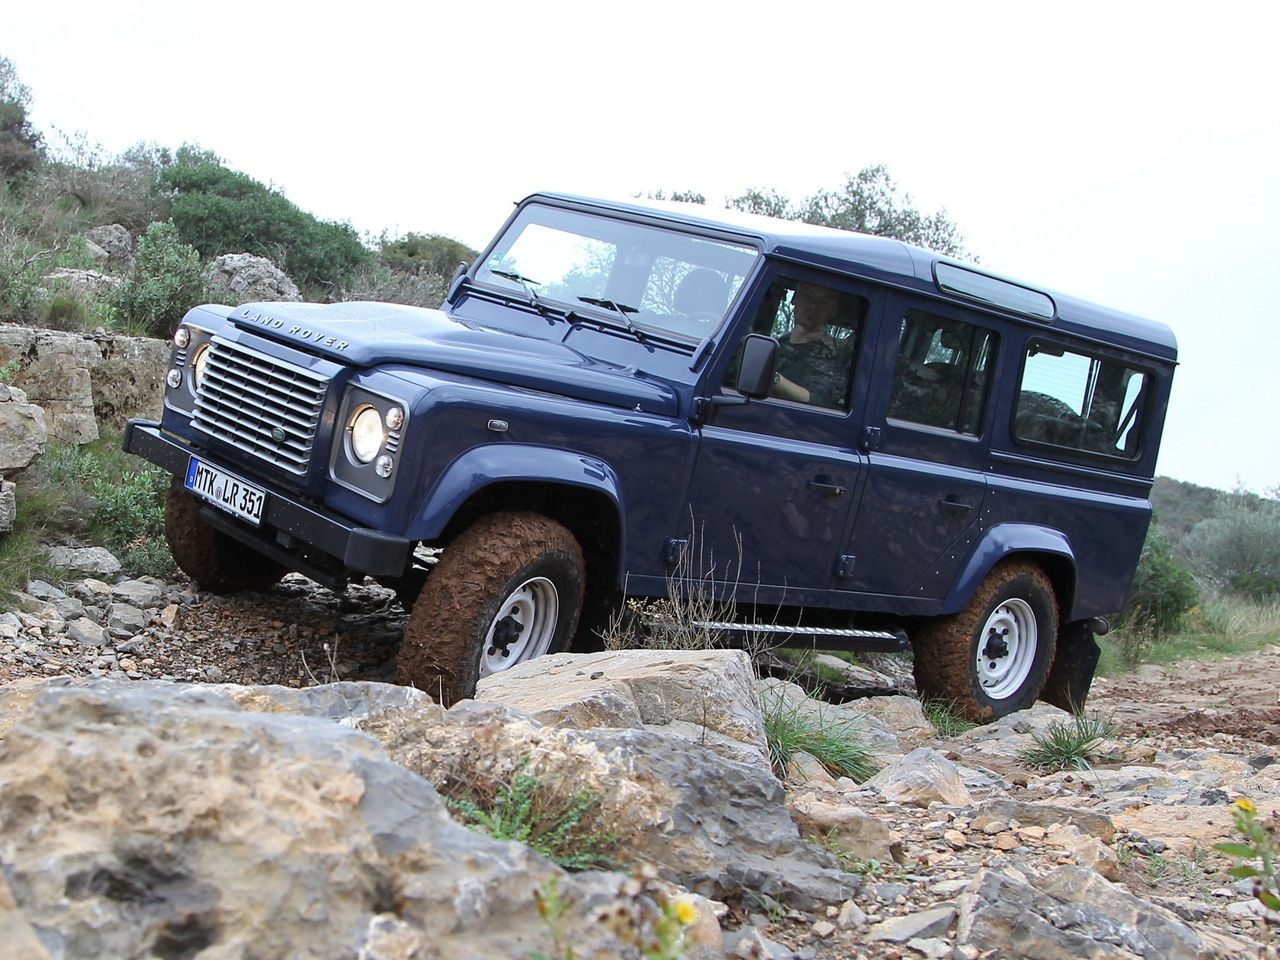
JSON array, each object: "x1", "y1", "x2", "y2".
[
  {"x1": 736, "y1": 334, "x2": 778, "y2": 399},
  {"x1": 446, "y1": 261, "x2": 470, "y2": 304}
]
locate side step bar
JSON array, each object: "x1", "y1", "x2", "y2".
[{"x1": 689, "y1": 621, "x2": 909, "y2": 652}]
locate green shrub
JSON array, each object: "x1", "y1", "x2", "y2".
[
  {"x1": 161, "y1": 157, "x2": 368, "y2": 291},
  {"x1": 1216, "y1": 798, "x2": 1279, "y2": 915},
  {"x1": 111, "y1": 221, "x2": 206, "y2": 336},
  {"x1": 1120, "y1": 527, "x2": 1199, "y2": 636},
  {"x1": 0, "y1": 217, "x2": 55, "y2": 321}
]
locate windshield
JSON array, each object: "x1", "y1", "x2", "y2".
[{"x1": 476, "y1": 204, "x2": 758, "y2": 342}]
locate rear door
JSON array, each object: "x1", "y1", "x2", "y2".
[{"x1": 841, "y1": 296, "x2": 1000, "y2": 601}]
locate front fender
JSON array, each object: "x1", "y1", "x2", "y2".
[
  {"x1": 407, "y1": 441, "x2": 624, "y2": 540},
  {"x1": 943, "y1": 523, "x2": 1076, "y2": 616}
]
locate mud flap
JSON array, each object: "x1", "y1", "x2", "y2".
[{"x1": 1041, "y1": 621, "x2": 1101, "y2": 713}]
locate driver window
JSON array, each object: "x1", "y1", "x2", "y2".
[{"x1": 727, "y1": 277, "x2": 865, "y2": 410}]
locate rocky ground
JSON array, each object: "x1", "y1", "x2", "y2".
[{"x1": 2, "y1": 559, "x2": 1279, "y2": 959}]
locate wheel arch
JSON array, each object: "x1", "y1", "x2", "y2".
[
  {"x1": 409, "y1": 444, "x2": 623, "y2": 568},
  {"x1": 944, "y1": 523, "x2": 1077, "y2": 620}
]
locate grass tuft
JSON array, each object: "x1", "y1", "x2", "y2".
[
  {"x1": 1017, "y1": 711, "x2": 1117, "y2": 772},
  {"x1": 921, "y1": 698, "x2": 977, "y2": 738},
  {"x1": 760, "y1": 690, "x2": 878, "y2": 782},
  {"x1": 445, "y1": 761, "x2": 615, "y2": 872}
]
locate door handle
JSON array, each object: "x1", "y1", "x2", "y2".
[
  {"x1": 936, "y1": 496, "x2": 974, "y2": 514},
  {"x1": 807, "y1": 478, "x2": 846, "y2": 496}
]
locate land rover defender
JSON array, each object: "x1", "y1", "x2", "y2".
[{"x1": 123, "y1": 193, "x2": 1176, "y2": 719}]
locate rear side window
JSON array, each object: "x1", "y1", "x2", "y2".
[
  {"x1": 888, "y1": 310, "x2": 997, "y2": 434},
  {"x1": 1014, "y1": 342, "x2": 1147, "y2": 459}
]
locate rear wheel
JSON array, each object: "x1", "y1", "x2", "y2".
[
  {"x1": 913, "y1": 561, "x2": 1057, "y2": 723},
  {"x1": 164, "y1": 483, "x2": 286, "y2": 592},
  {"x1": 395, "y1": 511, "x2": 584, "y2": 705}
]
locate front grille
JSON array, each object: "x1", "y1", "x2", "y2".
[{"x1": 193, "y1": 337, "x2": 330, "y2": 476}]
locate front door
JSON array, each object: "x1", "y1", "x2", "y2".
[{"x1": 683, "y1": 269, "x2": 880, "y2": 605}]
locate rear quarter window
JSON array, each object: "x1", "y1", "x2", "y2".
[{"x1": 1014, "y1": 341, "x2": 1147, "y2": 459}]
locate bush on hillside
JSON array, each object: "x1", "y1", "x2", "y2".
[
  {"x1": 33, "y1": 133, "x2": 172, "y2": 231},
  {"x1": 160, "y1": 158, "x2": 368, "y2": 291},
  {"x1": 379, "y1": 232, "x2": 477, "y2": 278},
  {"x1": 1119, "y1": 527, "x2": 1199, "y2": 636},
  {"x1": 111, "y1": 221, "x2": 206, "y2": 336},
  {"x1": 1188, "y1": 493, "x2": 1280, "y2": 600}
]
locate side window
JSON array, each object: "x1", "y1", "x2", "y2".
[
  {"x1": 1014, "y1": 342, "x2": 1147, "y2": 458},
  {"x1": 728, "y1": 278, "x2": 864, "y2": 410},
  {"x1": 887, "y1": 309, "x2": 997, "y2": 434}
]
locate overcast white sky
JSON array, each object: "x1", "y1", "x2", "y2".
[{"x1": 6, "y1": 1, "x2": 1279, "y2": 492}]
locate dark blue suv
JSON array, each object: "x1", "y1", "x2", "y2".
[{"x1": 124, "y1": 192, "x2": 1175, "y2": 720}]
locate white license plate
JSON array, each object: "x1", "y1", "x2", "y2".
[{"x1": 184, "y1": 457, "x2": 267, "y2": 526}]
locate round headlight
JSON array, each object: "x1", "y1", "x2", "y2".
[
  {"x1": 191, "y1": 343, "x2": 210, "y2": 389},
  {"x1": 349, "y1": 405, "x2": 385, "y2": 463}
]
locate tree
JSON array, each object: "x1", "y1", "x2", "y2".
[
  {"x1": 728, "y1": 165, "x2": 970, "y2": 258},
  {"x1": 0, "y1": 56, "x2": 41, "y2": 185}
]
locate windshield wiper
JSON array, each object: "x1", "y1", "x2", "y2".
[
  {"x1": 578, "y1": 296, "x2": 647, "y2": 343},
  {"x1": 489, "y1": 269, "x2": 551, "y2": 316}
]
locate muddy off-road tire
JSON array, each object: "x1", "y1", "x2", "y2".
[
  {"x1": 164, "y1": 484, "x2": 287, "y2": 592},
  {"x1": 395, "y1": 511, "x2": 585, "y2": 706},
  {"x1": 913, "y1": 561, "x2": 1057, "y2": 723}
]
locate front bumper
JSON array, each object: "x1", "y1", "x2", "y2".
[{"x1": 123, "y1": 419, "x2": 413, "y2": 580}]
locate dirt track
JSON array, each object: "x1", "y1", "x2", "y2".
[{"x1": 1092, "y1": 643, "x2": 1280, "y2": 745}]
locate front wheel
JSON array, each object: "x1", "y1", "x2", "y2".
[
  {"x1": 913, "y1": 561, "x2": 1058, "y2": 723},
  {"x1": 164, "y1": 484, "x2": 286, "y2": 592},
  {"x1": 395, "y1": 511, "x2": 585, "y2": 705}
]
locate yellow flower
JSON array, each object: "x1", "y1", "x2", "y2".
[
  {"x1": 1235, "y1": 798, "x2": 1257, "y2": 814},
  {"x1": 673, "y1": 900, "x2": 698, "y2": 926}
]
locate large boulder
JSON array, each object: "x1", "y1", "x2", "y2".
[
  {"x1": 476, "y1": 649, "x2": 771, "y2": 767},
  {"x1": 0, "y1": 383, "x2": 47, "y2": 474},
  {"x1": 204, "y1": 253, "x2": 301, "y2": 304},
  {"x1": 0, "y1": 679, "x2": 713, "y2": 960}
]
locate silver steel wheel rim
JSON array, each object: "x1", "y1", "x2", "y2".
[
  {"x1": 975, "y1": 598, "x2": 1038, "y2": 700},
  {"x1": 480, "y1": 576, "x2": 559, "y2": 677}
]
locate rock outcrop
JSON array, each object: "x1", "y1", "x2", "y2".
[
  {"x1": 86, "y1": 224, "x2": 134, "y2": 270},
  {"x1": 0, "y1": 325, "x2": 167, "y2": 442},
  {"x1": 0, "y1": 383, "x2": 46, "y2": 475},
  {"x1": 204, "y1": 253, "x2": 301, "y2": 304}
]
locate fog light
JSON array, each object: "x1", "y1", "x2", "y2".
[
  {"x1": 166, "y1": 368, "x2": 182, "y2": 389},
  {"x1": 385, "y1": 406, "x2": 404, "y2": 431},
  {"x1": 174, "y1": 327, "x2": 191, "y2": 349},
  {"x1": 374, "y1": 454, "x2": 394, "y2": 478}
]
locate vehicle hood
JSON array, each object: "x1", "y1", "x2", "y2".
[{"x1": 225, "y1": 301, "x2": 680, "y2": 415}]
